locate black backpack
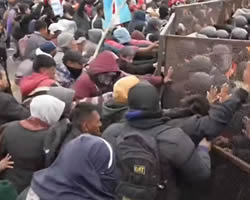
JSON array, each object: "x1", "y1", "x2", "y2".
[{"x1": 115, "y1": 125, "x2": 168, "y2": 200}]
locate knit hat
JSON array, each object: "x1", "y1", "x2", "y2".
[
  {"x1": 40, "y1": 42, "x2": 57, "y2": 54},
  {"x1": 113, "y1": 76, "x2": 140, "y2": 104},
  {"x1": 0, "y1": 180, "x2": 17, "y2": 200},
  {"x1": 113, "y1": 28, "x2": 131, "y2": 44},
  {"x1": 58, "y1": 32, "x2": 75, "y2": 48},
  {"x1": 128, "y1": 81, "x2": 161, "y2": 112}
]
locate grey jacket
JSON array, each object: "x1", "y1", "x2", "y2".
[{"x1": 24, "y1": 32, "x2": 47, "y2": 59}]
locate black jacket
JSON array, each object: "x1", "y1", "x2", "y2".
[
  {"x1": 43, "y1": 119, "x2": 82, "y2": 167},
  {"x1": 103, "y1": 118, "x2": 211, "y2": 200},
  {"x1": 165, "y1": 89, "x2": 248, "y2": 145},
  {"x1": 0, "y1": 92, "x2": 30, "y2": 126},
  {"x1": 0, "y1": 121, "x2": 49, "y2": 193}
]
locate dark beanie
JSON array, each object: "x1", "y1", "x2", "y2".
[
  {"x1": 128, "y1": 81, "x2": 161, "y2": 112},
  {"x1": 40, "y1": 41, "x2": 56, "y2": 54}
]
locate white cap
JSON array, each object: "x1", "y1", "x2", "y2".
[{"x1": 49, "y1": 23, "x2": 65, "y2": 34}]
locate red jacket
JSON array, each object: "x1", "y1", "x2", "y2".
[
  {"x1": 73, "y1": 51, "x2": 120, "y2": 100},
  {"x1": 73, "y1": 51, "x2": 163, "y2": 100},
  {"x1": 20, "y1": 73, "x2": 57, "y2": 97}
]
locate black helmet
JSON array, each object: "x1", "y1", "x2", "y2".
[
  {"x1": 200, "y1": 26, "x2": 217, "y2": 38},
  {"x1": 231, "y1": 27, "x2": 248, "y2": 40},
  {"x1": 216, "y1": 29, "x2": 230, "y2": 39},
  {"x1": 234, "y1": 15, "x2": 248, "y2": 28}
]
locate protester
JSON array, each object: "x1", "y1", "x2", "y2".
[
  {"x1": 15, "y1": 42, "x2": 57, "y2": 84},
  {"x1": 74, "y1": 0, "x2": 91, "y2": 35},
  {"x1": 92, "y1": 3, "x2": 104, "y2": 29},
  {"x1": 73, "y1": 50, "x2": 163, "y2": 100},
  {"x1": 144, "y1": 17, "x2": 161, "y2": 37},
  {"x1": 128, "y1": 10, "x2": 146, "y2": 33},
  {"x1": 25, "y1": 135, "x2": 117, "y2": 200},
  {"x1": 23, "y1": 20, "x2": 48, "y2": 59},
  {"x1": 103, "y1": 81, "x2": 211, "y2": 200},
  {"x1": 0, "y1": 95, "x2": 65, "y2": 193},
  {"x1": 35, "y1": 41, "x2": 57, "y2": 58},
  {"x1": 57, "y1": 3, "x2": 77, "y2": 34},
  {"x1": 73, "y1": 51, "x2": 121, "y2": 100},
  {"x1": 54, "y1": 32, "x2": 78, "y2": 67},
  {"x1": 56, "y1": 50, "x2": 87, "y2": 87},
  {"x1": 0, "y1": 70, "x2": 29, "y2": 125},
  {"x1": 118, "y1": 46, "x2": 155, "y2": 75},
  {"x1": 102, "y1": 75, "x2": 140, "y2": 130},
  {"x1": 19, "y1": 55, "x2": 58, "y2": 101},
  {"x1": 43, "y1": 102, "x2": 101, "y2": 168},
  {"x1": 11, "y1": 3, "x2": 32, "y2": 58},
  {"x1": 165, "y1": 86, "x2": 248, "y2": 145}
]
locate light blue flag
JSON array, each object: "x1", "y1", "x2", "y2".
[{"x1": 103, "y1": 0, "x2": 132, "y2": 29}]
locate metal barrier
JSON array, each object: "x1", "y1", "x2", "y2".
[
  {"x1": 164, "y1": 35, "x2": 250, "y2": 68},
  {"x1": 173, "y1": 0, "x2": 224, "y2": 34},
  {"x1": 160, "y1": 0, "x2": 248, "y2": 36},
  {"x1": 157, "y1": 0, "x2": 248, "y2": 73},
  {"x1": 180, "y1": 146, "x2": 250, "y2": 200}
]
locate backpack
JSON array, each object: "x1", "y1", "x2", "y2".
[{"x1": 115, "y1": 125, "x2": 168, "y2": 200}]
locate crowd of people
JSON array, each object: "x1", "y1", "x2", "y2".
[{"x1": 0, "y1": 0, "x2": 249, "y2": 199}]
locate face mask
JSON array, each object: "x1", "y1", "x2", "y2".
[{"x1": 67, "y1": 67, "x2": 82, "y2": 79}]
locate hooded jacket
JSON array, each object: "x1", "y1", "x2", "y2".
[
  {"x1": 128, "y1": 10, "x2": 146, "y2": 33},
  {"x1": 73, "y1": 51, "x2": 120, "y2": 100},
  {"x1": 31, "y1": 135, "x2": 117, "y2": 200},
  {"x1": 102, "y1": 99, "x2": 128, "y2": 131},
  {"x1": 20, "y1": 73, "x2": 58, "y2": 98},
  {"x1": 103, "y1": 82, "x2": 211, "y2": 200},
  {"x1": 23, "y1": 32, "x2": 48, "y2": 59},
  {"x1": 0, "y1": 95, "x2": 65, "y2": 193}
]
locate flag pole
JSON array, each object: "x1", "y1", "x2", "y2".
[{"x1": 92, "y1": 0, "x2": 116, "y2": 59}]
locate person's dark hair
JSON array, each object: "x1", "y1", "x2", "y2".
[
  {"x1": 34, "y1": 20, "x2": 47, "y2": 31},
  {"x1": 17, "y1": 3, "x2": 29, "y2": 14},
  {"x1": 74, "y1": 30, "x2": 86, "y2": 40},
  {"x1": 77, "y1": 0, "x2": 86, "y2": 18},
  {"x1": 148, "y1": 33, "x2": 159, "y2": 42},
  {"x1": 63, "y1": 3, "x2": 75, "y2": 16},
  {"x1": 180, "y1": 94, "x2": 210, "y2": 116},
  {"x1": 96, "y1": 3, "x2": 103, "y2": 15},
  {"x1": 159, "y1": 4, "x2": 168, "y2": 19},
  {"x1": 70, "y1": 102, "x2": 99, "y2": 131},
  {"x1": 33, "y1": 55, "x2": 56, "y2": 72},
  {"x1": 63, "y1": 50, "x2": 84, "y2": 65}
]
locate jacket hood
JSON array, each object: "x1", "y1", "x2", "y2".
[
  {"x1": 87, "y1": 51, "x2": 120, "y2": 75},
  {"x1": 32, "y1": 135, "x2": 117, "y2": 200},
  {"x1": 102, "y1": 99, "x2": 128, "y2": 118},
  {"x1": 47, "y1": 87, "x2": 75, "y2": 115},
  {"x1": 88, "y1": 29, "x2": 103, "y2": 44},
  {"x1": 20, "y1": 73, "x2": 55, "y2": 96}
]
